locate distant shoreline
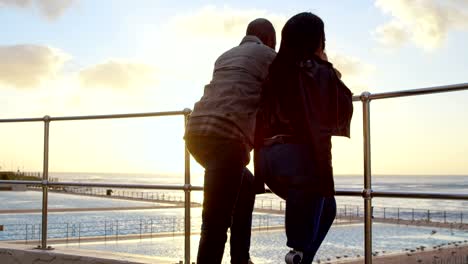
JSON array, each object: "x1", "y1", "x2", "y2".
[{"x1": 46, "y1": 172, "x2": 468, "y2": 177}]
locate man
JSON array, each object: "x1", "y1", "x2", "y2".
[{"x1": 185, "y1": 18, "x2": 276, "y2": 264}]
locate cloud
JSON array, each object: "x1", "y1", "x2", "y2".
[
  {"x1": 374, "y1": 0, "x2": 468, "y2": 50},
  {"x1": 375, "y1": 20, "x2": 409, "y2": 48},
  {"x1": 169, "y1": 6, "x2": 374, "y2": 93},
  {"x1": 0, "y1": 0, "x2": 76, "y2": 20},
  {"x1": 328, "y1": 52, "x2": 375, "y2": 92},
  {"x1": 171, "y1": 5, "x2": 286, "y2": 41},
  {"x1": 79, "y1": 61, "x2": 158, "y2": 89},
  {"x1": 0, "y1": 44, "x2": 69, "y2": 89}
]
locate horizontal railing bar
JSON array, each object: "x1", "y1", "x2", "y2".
[
  {"x1": 0, "y1": 117, "x2": 45, "y2": 123},
  {"x1": 49, "y1": 182, "x2": 204, "y2": 191},
  {"x1": 1, "y1": 180, "x2": 467, "y2": 200},
  {"x1": 351, "y1": 83, "x2": 468, "y2": 102},
  {"x1": 50, "y1": 111, "x2": 187, "y2": 121},
  {"x1": 0, "y1": 83, "x2": 465, "y2": 122},
  {"x1": 372, "y1": 191, "x2": 468, "y2": 200},
  {"x1": 0, "y1": 110, "x2": 188, "y2": 123},
  {"x1": 368, "y1": 83, "x2": 468, "y2": 101},
  {"x1": 0, "y1": 180, "x2": 204, "y2": 191},
  {"x1": 0, "y1": 180, "x2": 42, "y2": 185}
]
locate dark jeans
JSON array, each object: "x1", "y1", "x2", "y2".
[
  {"x1": 186, "y1": 136, "x2": 255, "y2": 264},
  {"x1": 257, "y1": 143, "x2": 337, "y2": 264}
]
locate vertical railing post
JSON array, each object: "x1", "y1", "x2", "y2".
[
  {"x1": 116, "y1": 220, "x2": 119, "y2": 241},
  {"x1": 183, "y1": 109, "x2": 192, "y2": 264},
  {"x1": 139, "y1": 219, "x2": 142, "y2": 240},
  {"x1": 39, "y1": 115, "x2": 51, "y2": 250},
  {"x1": 361, "y1": 92, "x2": 373, "y2": 264},
  {"x1": 32, "y1": 225, "x2": 35, "y2": 242},
  {"x1": 25, "y1": 224, "x2": 28, "y2": 244}
]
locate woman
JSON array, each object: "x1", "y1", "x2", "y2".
[{"x1": 254, "y1": 12, "x2": 353, "y2": 264}]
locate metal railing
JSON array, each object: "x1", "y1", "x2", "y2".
[
  {"x1": 0, "y1": 83, "x2": 467, "y2": 264},
  {"x1": 1, "y1": 204, "x2": 465, "y2": 244}
]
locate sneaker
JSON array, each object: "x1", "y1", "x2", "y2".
[{"x1": 285, "y1": 250, "x2": 303, "y2": 264}]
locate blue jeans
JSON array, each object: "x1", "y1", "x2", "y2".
[
  {"x1": 186, "y1": 136, "x2": 255, "y2": 264},
  {"x1": 258, "y1": 143, "x2": 336, "y2": 264}
]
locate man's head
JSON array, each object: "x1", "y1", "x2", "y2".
[{"x1": 246, "y1": 18, "x2": 276, "y2": 49}]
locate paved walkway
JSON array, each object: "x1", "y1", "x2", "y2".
[{"x1": 334, "y1": 244, "x2": 468, "y2": 264}]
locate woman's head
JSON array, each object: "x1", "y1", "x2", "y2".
[
  {"x1": 261, "y1": 12, "x2": 326, "y2": 124},
  {"x1": 278, "y1": 12, "x2": 325, "y2": 63}
]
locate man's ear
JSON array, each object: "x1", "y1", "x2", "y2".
[{"x1": 268, "y1": 36, "x2": 276, "y2": 50}]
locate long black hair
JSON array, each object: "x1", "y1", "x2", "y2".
[
  {"x1": 265, "y1": 12, "x2": 325, "y2": 96},
  {"x1": 275, "y1": 12, "x2": 325, "y2": 67},
  {"x1": 261, "y1": 12, "x2": 325, "y2": 130},
  {"x1": 257, "y1": 12, "x2": 325, "y2": 143}
]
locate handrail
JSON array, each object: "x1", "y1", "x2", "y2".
[
  {"x1": 0, "y1": 83, "x2": 467, "y2": 264},
  {"x1": 350, "y1": 82, "x2": 467, "y2": 102},
  {"x1": 2, "y1": 180, "x2": 467, "y2": 200},
  {"x1": 367, "y1": 83, "x2": 468, "y2": 100},
  {"x1": 1, "y1": 83, "x2": 466, "y2": 122},
  {"x1": 0, "y1": 110, "x2": 190, "y2": 123}
]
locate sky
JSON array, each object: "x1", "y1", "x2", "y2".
[{"x1": 0, "y1": 0, "x2": 467, "y2": 180}]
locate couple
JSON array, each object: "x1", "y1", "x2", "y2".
[{"x1": 185, "y1": 12, "x2": 353, "y2": 264}]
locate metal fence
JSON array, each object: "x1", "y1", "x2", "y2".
[
  {"x1": 254, "y1": 200, "x2": 467, "y2": 225},
  {"x1": 46, "y1": 187, "x2": 188, "y2": 203},
  {"x1": 432, "y1": 255, "x2": 468, "y2": 264},
  {"x1": 0, "y1": 217, "x2": 188, "y2": 243},
  {"x1": 0, "y1": 213, "x2": 345, "y2": 244},
  {"x1": 1, "y1": 83, "x2": 468, "y2": 264},
  {"x1": 36, "y1": 186, "x2": 467, "y2": 225}
]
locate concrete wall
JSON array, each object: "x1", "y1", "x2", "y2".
[
  {"x1": 0, "y1": 185, "x2": 27, "y2": 191},
  {"x1": 0, "y1": 243, "x2": 175, "y2": 264}
]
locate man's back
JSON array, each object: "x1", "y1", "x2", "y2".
[
  {"x1": 188, "y1": 35, "x2": 276, "y2": 146},
  {"x1": 185, "y1": 18, "x2": 277, "y2": 264}
]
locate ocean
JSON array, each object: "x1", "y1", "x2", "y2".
[{"x1": 0, "y1": 173, "x2": 466, "y2": 263}]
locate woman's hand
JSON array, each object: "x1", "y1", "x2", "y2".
[{"x1": 315, "y1": 50, "x2": 328, "y2": 61}]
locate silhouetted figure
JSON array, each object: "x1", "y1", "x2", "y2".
[
  {"x1": 254, "y1": 12, "x2": 353, "y2": 264},
  {"x1": 185, "y1": 18, "x2": 277, "y2": 264}
]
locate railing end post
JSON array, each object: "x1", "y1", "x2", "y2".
[
  {"x1": 360, "y1": 91, "x2": 372, "y2": 102},
  {"x1": 35, "y1": 245, "x2": 54, "y2": 250},
  {"x1": 183, "y1": 108, "x2": 192, "y2": 116}
]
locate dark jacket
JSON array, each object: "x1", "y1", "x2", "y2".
[{"x1": 253, "y1": 57, "x2": 353, "y2": 196}]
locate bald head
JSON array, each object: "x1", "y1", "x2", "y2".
[{"x1": 246, "y1": 18, "x2": 276, "y2": 49}]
